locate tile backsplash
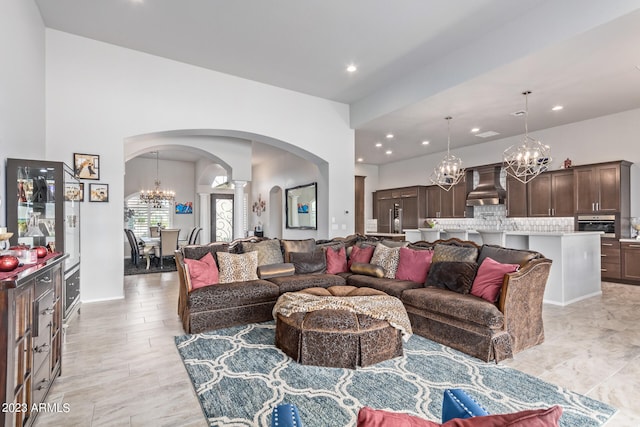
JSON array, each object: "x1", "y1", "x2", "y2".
[{"x1": 420, "y1": 204, "x2": 575, "y2": 232}]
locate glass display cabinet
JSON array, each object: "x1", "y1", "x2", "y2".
[{"x1": 5, "y1": 158, "x2": 81, "y2": 320}]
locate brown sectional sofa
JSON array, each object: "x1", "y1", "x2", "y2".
[{"x1": 175, "y1": 235, "x2": 552, "y2": 362}]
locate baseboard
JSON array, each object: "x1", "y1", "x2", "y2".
[{"x1": 543, "y1": 290, "x2": 602, "y2": 307}]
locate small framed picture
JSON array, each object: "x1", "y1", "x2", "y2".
[
  {"x1": 89, "y1": 183, "x2": 109, "y2": 202},
  {"x1": 73, "y1": 153, "x2": 100, "y2": 180},
  {"x1": 64, "y1": 182, "x2": 84, "y2": 202}
]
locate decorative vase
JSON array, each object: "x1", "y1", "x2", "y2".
[
  {"x1": 35, "y1": 246, "x2": 48, "y2": 258},
  {"x1": 0, "y1": 255, "x2": 19, "y2": 272}
]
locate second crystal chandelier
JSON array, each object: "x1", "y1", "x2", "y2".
[
  {"x1": 503, "y1": 91, "x2": 551, "y2": 184},
  {"x1": 430, "y1": 116, "x2": 465, "y2": 191}
]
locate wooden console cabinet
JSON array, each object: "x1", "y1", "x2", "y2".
[{"x1": 1, "y1": 255, "x2": 65, "y2": 427}]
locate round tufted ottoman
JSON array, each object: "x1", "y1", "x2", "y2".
[{"x1": 274, "y1": 286, "x2": 404, "y2": 369}]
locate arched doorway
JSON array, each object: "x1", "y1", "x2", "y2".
[{"x1": 268, "y1": 186, "x2": 283, "y2": 238}]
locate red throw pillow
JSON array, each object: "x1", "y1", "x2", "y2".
[
  {"x1": 470, "y1": 257, "x2": 519, "y2": 303},
  {"x1": 395, "y1": 247, "x2": 433, "y2": 283},
  {"x1": 357, "y1": 406, "x2": 562, "y2": 427},
  {"x1": 184, "y1": 252, "x2": 219, "y2": 290},
  {"x1": 442, "y1": 405, "x2": 562, "y2": 426},
  {"x1": 326, "y1": 246, "x2": 348, "y2": 274},
  {"x1": 348, "y1": 245, "x2": 375, "y2": 269},
  {"x1": 357, "y1": 407, "x2": 439, "y2": 427}
]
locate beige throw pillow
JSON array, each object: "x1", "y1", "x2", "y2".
[{"x1": 217, "y1": 252, "x2": 259, "y2": 283}]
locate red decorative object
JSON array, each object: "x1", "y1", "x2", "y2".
[
  {"x1": 35, "y1": 246, "x2": 48, "y2": 258},
  {"x1": 563, "y1": 158, "x2": 572, "y2": 169},
  {"x1": 0, "y1": 255, "x2": 19, "y2": 272}
]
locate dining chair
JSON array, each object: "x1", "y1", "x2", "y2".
[
  {"x1": 154, "y1": 228, "x2": 180, "y2": 268},
  {"x1": 185, "y1": 226, "x2": 197, "y2": 245},
  {"x1": 149, "y1": 226, "x2": 161, "y2": 237},
  {"x1": 188, "y1": 227, "x2": 202, "y2": 245},
  {"x1": 124, "y1": 229, "x2": 154, "y2": 268}
]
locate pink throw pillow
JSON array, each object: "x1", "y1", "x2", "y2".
[
  {"x1": 348, "y1": 245, "x2": 375, "y2": 269},
  {"x1": 184, "y1": 252, "x2": 219, "y2": 290},
  {"x1": 471, "y1": 257, "x2": 519, "y2": 303},
  {"x1": 357, "y1": 406, "x2": 562, "y2": 427},
  {"x1": 326, "y1": 246, "x2": 348, "y2": 274},
  {"x1": 395, "y1": 247, "x2": 433, "y2": 283}
]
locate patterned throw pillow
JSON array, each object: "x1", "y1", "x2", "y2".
[
  {"x1": 183, "y1": 252, "x2": 219, "y2": 291},
  {"x1": 370, "y1": 244, "x2": 401, "y2": 279},
  {"x1": 432, "y1": 244, "x2": 478, "y2": 264},
  {"x1": 242, "y1": 239, "x2": 284, "y2": 266},
  {"x1": 217, "y1": 252, "x2": 259, "y2": 283}
]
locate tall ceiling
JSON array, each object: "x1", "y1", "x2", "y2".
[{"x1": 36, "y1": 0, "x2": 640, "y2": 165}]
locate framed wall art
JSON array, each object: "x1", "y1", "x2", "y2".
[
  {"x1": 64, "y1": 182, "x2": 84, "y2": 202},
  {"x1": 89, "y1": 183, "x2": 109, "y2": 202},
  {"x1": 73, "y1": 153, "x2": 100, "y2": 180}
]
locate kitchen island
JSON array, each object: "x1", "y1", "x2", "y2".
[
  {"x1": 402, "y1": 229, "x2": 603, "y2": 306},
  {"x1": 504, "y1": 231, "x2": 603, "y2": 306}
]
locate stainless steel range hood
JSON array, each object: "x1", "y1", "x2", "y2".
[{"x1": 466, "y1": 164, "x2": 506, "y2": 206}]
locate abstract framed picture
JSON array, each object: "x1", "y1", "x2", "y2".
[
  {"x1": 175, "y1": 201, "x2": 193, "y2": 214},
  {"x1": 73, "y1": 153, "x2": 100, "y2": 180},
  {"x1": 89, "y1": 183, "x2": 109, "y2": 202}
]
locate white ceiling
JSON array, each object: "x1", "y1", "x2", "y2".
[{"x1": 36, "y1": 1, "x2": 640, "y2": 165}]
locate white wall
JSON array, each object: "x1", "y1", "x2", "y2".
[
  {"x1": 44, "y1": 30, "x2": 354, "y2": 302},
  {"x1": 251, "y1": 152, "x2": 326, "y2": 239},
  {"x1": 0, "y1": 0, "x2": 45, "y2": 226},
  {"x1": 377, "y1": 108, "x2": 640, "y2": 216}
]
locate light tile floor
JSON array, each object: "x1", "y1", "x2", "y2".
[{"x1": 35, "y1": 274, "x2": 640, "y2": 426}]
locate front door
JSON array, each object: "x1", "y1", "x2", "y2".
[{"x1": 211, "y1": 194, "x2": 234, "y2": 242}]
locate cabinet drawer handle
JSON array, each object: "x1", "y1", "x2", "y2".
[
  {"x1": 628, "y1": 244, "x2": 640, "y2": 248},
  {"x1": 601, "y1": 254, "x2": 607, "y2": 257},
  {"x1": 601, "y1": 243, "x2": 613, "y2": 246},
  {"x1": 42, "y1": 308, "x2": 54, "y2": 315},
  {"x1": 38, "y1": 276, "x2": 52, "y2": 283},
  {"x1": 601, "y1": 268, "x2": 607, "y2": 272}
]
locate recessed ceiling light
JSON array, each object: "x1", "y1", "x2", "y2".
[
  {"x1": 552, "y1": 105, "x2": 563, "y2": 111},
  {"x1": 357, "y1": 157, "x2": 363, "y2": 162},
  {"x1": 386, "y1": 133, "x2": 394, "y2": 139},
  {"x1": 471, "y1": 128, "x2": 480, "y2": 133},
  {"x1": 346, "y1": 64, "x2": 357, "y2": 73},
  {"x1": 375, "y1": 142, "x2": 382, "y2": 147},
  {"x1": 422, "y1": 140, "x2": 430, "y2": 145},
  {"x1": 475, "y1": 130, "x2": 500, "y2": 138},
  {"x1": 385, "y1": 150, "x2": 392, "y2": 155}
]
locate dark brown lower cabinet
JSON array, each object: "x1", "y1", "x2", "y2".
[
  {"x1": 1, "y1": 255, "x2": 65, "y2": 427},
  {"x1": 600, "y1": 239, "x2": 621, "y2": 280},
  {"x1": 621, "y1": 241, "x2": 640, "y2": 282}
]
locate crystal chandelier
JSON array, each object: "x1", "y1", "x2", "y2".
[
  {"x1": 140, "y1": 151, "x2": 175, "y2": 208},
  {"x1": 430, "y1": 116, "x2": 464, "y2": 191},
  {"x1": 503, "y1": 91, "x2": 551, "y2": 184}
]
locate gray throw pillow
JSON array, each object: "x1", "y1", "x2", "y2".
[{"x1": 425, "y1": 261, "x2": 478, "y2": 294}]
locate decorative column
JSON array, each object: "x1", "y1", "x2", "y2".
[
  {"x1": 233, "y1": 180, "x2": 247, "y2": 239},
  {"x1": 198, "y1": 193, "x2": 210, "y2": 244}
]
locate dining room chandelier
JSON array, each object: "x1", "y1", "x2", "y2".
[
  {"x1": 140, "y1": 151, "x2": 175, "y2": 208},
  {"x1": 503, "y1": 91, "x2": 551, "y2": 184},
  {"x1": 430, "y1": 116, "x2": 465, "y2": 191}
]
